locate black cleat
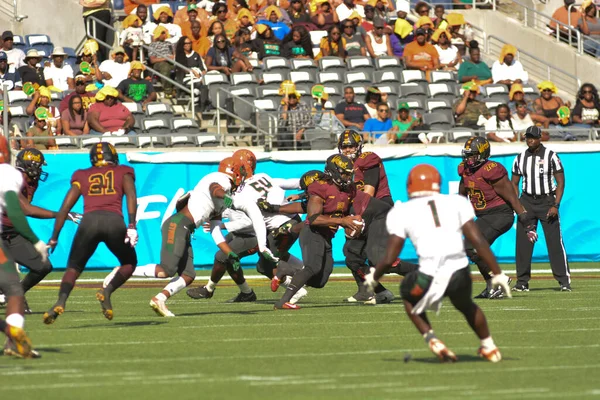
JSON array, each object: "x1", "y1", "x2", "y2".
[
  {"x1": 560, "y1": 284, "x2": 572, "y2": 292},
  {"x1": 474, "y1": 288, "x2": 490, "y2": 299},
  {"x1": 512, "y1": 283, "x2": 529, "y2": 292},
  {"x1": 23, "y1": 298, "x2": 32, "y2": 315},
  {"x1": 226, "y1": 290, "x2": 257, "y2": 303},
  {"x1": 186, "y1": 286, "x2": 214, "y2": 299},
  {"x1": 43, "y1": 305, "x2": 64, "y2": 325}
]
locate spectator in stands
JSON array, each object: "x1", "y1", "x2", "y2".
[
  {"x1": 186, "y1": 20, "x2": 205, "y2": 57},
  {"x1": 175, "y1": 0, "x2": 206, "y2": 27},
  {"x1": 87, "y1": 86, "x2": 135, "y2": 135},
  {"x1": 533, "y1": 80, "x2": 571, "y2": 126},
  {"x1": 277, "y1": 92, "x2": 313, "y2": 150},
  {"x1": 81, "y1": 0, "x2": 112, "y2": 62},
  {"x1": 312, "y1": 92, "x2": 343, "y2": 131},
  {"x1": 446, "y1": 13, "x2": 472, "y2": 54},
  {"x1": 364, "y1": 87, "x2": 383, "y2": 118},
  {"x1": 75, "y1": 42, "x2": 100, "y2": 84},
  {"x1": 258, "y1": 6, "x2": 292, "y2": 40},
  {"x1": 414, "y1": 1, "x2": 430, "y2": 17},
  {"x1": 149, "y1": 26, "x2": 176, "y2": 98},
  {"x1": 337, "y1": 0, "x2": 365, "y2": 21},
  {"x1": 363, "y1": 102, "x2": 393, "y2": 144},
  {"x1": 414, "y1": 16, "x2": 434, "y2": 40},
  {"x1": 257, "y1": 0, "x2": 292, "y2": 25},
  {"x1": 366, "y1": 20, "x2": 394, "y2": 57},
  {"x1": 0, "y1": 51, "x2": 21, "y2": 90},
  {"x1": 362, "y1": 5, "x2": 377, "y2": 32},
  {"x1": 236, "y1": 9, "x2": 256, "y2": 38},
  {"x1": 61, "y1": 94, "x2": 90, "y2": 136},
  {"x1": 457, "y1": 41, "x2": 492, "y2": 84},
  {"x1": 117, "y1": 61, "x2": 157, "y2": 110},
  {"x1": 252, "y1": 24, "x2": 283, "y2": 60},
  {"x1": 403, "y1": 28, "x2": 440, "y2": 76},
  {"x1": 59, "y1": 75, "x2": 97, "y2": 113},
  {"x1": 433, "y1": 4, "x2": 446, "y2": 29},
  {"x1": 206, "y1": 34, "x2": 253, "y2": 76},
  {"x1": 511, "y1": 100, "x2": 538, "y2": 136},
  {"x1": 335, "y1": 86, "x2": 370, "y2": 130},
  {"x1": 282, "y1": 26, "x2": 313, "y2": 59},
  {"x1": 389, "y1": 101, "x2": 420, "y2": 143},
  {"x1": 18, "y1": 49, "x2": 45, "y2": 87},
  {"x1": 571, "y1": 83, "x2": 600, "y2": 127},
  {"x1": 1, "y1": 31, "x2": 25, "y2": 70},
  {"x1": 153, "y1": 5, "x2": 182, "y2": 44},
  {"x1": 26, "y1": 87, "x2": 61, "y2": 135},
  {"x1": 372, "y1": 0, "x2": 394, "y2": 22},
  {"x1": 234, "y1": 28, "x2": 258, "y2": 61},
  {"x1": 311, "y1": 0, "x2": 339, "y2": 31},
  {"x1": 213, "y1": 3, "x2": 240, "y2": 40},
  {"x1": 136, "y1": 4, "x2": 156, "y2": 45},
  {"x1": 99, "y1": 46, "x2": 131, "y2": 89},
  {"x1": 120, "y1": 14, "x2": 144, "y2": 61},
  {"x1": 198, "y1": 21, "x2": 225, "y2": 57},
  {"x1": 432, "y1": 29, "x2": 460, "y2": 71},
  {"x1": 491, "y1": 44, "x2": 528, "y2": 86},
  {"x1": 124, "y1": 0, "x2": 158, "y2": 15},
  {"x1": 578, "y1": 1, "x2": 600, "y2": 57},
  {"x1": 288, "y1": 0, "x2": 311, "y2": 24},
  {"x1": 484, "y1": 104, "x2": 517, "y2": 143},
  {"x1": 342, "y1": 19, "x2": 367, "y2": 57},
  {"x1": 44, "y1": 47, "x2": 75, "y2": 91},
  {"x1": 550, "y1": 0, "x2": 581, "y2": 41},
  {"x1": 506, "y1": 83, "x2": 546, "y2": 127},
  {"x1": 453, "y1": 81, "x2": 490, "y2": 129},
  {"x1": 348, "y1": 11, "x2": 368, "y2": 37},
  {"x1": 316, "y1": 25, "x2": 346, "y2": 59},
  {"x1": 175, "y1": 36, "x2": 209, "y2": 111},
  {"x1": 25, "y1": 107, "x2": 57, "y2": 150},
  {"x1": 0, "y1": 109, "x2": 23, "y2": 150},
  {"x1": 393, "y1": 1, "x2": 415, "y2": 58}
]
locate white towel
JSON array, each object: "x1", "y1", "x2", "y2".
[{"x1": 412, "y1": 267, "x2": 454, "y2": 316}]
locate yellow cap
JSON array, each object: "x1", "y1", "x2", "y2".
[
  {"x1": 415, "y1": 16, "x2": 434, "y2": 28},
  {"x1": 96, "y1": 86, "x2": 119, "y2": 101},
  {"x1": 153, "y1": 5, "x2": 173, "y2": 21},
  {"x1": 130, "y1": 61, "x2": 145, "y2": 72},
  {"x1": 499, "y1": 44, "x2": 517, "y2": 63},
  {"x1": 537, "y1": 80, "x2": 558, "y2": 94},
  {"x1": 430, "y1": 28, "x2": 451, "y2": 42},
  {"x1": 509, "y1": 83, "x2": 524, "y2": 100},
  {"x1": 153, "y1": 25, "x2": 170, "y2": 40},
  {"x1": 122, "y1": 15, "x2": 142, "y2": 29},
  {"x1": 255, "y1": 24, "x2": 268, "y2": 35},
  {"x1": 446, "y1": 13, "x2": 465, "y2": 26}
]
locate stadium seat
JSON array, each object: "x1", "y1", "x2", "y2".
[
  {"x1": 347, "y1": 83, "x2": 367, "y2": 97},
  {"x1": 374, "y1": 70, "x2": 401, "y2": 84},
  {"x1": 101, "y1": 134, "x2": 138, "y2": 148},
  {"x1": 290, "y1": 70, "x2": 317, "y2": 85},
  {"x1": 318, "y1": 56, "x2": 346, "y2": 73},
  {"x1": 122, "y1": 102, "x2": 144, "y2": 115},
  {"x1": 294, "y1": 83, "x2": 312, "y2": 97},
  {"x1": 346, "y1": 56, "x2": 374, "y2": 72},
  {"x1": 230, "y1": 72, "x2": 259, "y2": 88},
  {"x1": 401, "y1": 70, "x2": 427, "y2": 84},
  {"x1": 49, "y1": 91, "x2": 63, "y2": 108},
  {"x1": 80, "y1": 136, "x2": 102, "y2": 148},
  {"x1": 7, "y1": 91, "x2": 30, "y2": 107},
  {"x1": 203, "y1": 72, "x2": 230, "y2": 110},
  {"x1": 398, "y1": 97, "x2": 425, "y2": 115},
  {"x1": 54, "y1": 136, "x2": 79, "y2": 149},
  {"x1": 375, "y1": 56, "x2": 403, "y2": 70},
  {"x1": 12, "y1": 35, "x2": 26, "y2": 49},
  {"x1": 253, "y1": 98, "x2": 278, "y2": 111},
  {"x1": 257, "y1": 84, "x2": 282, "y2": 102},
  {"x1": 449, "y1": 127, "x2": 476, "y2": 143},
  {"x1": 424, "y1": 112, "x2": 453, "y2": 131},
  {"x1": 140, "y1": 118, "x2": 169, "y2": 147},
  {"x1": 228, "y1": 87, "x2": 257, "y2": 131},
  {"x1": 145, "y1": 102, "x2": 174, "y2": 118},
  {"x1": 310, "y1": 30, "x2": 328, "y2": 55},
  {"x1": 430, "y1": 71, "x2": 456, "y2": 83},
  {"x1": 291, "y1": 58, "x2": 318, "y2": 72},
  {"x1": 427, "y1": 98, "x2": 453, "y2": 112},
  {"x1": 482, "y1": 84, "x2": 509, "y2": 100},
  {"x1": 322, "y1": 83, "x2": 344, "y2": 97},
  {"x1": 63, "y1": 47, "x2": 78, "y2": 66},
  {"x1": 263, "y1": 57, "x2": 291, "y2": 71},
  {"x1": 485, "y1": 101, "x2": 503, "y2": 113},
  {"x1": 303, "y1": 129, "x2": 336, "y2": 150},
  {"x1": 428, "y1": 83, "x2": 457, "y2": 104},
  {"x1": 261, "y1": 71, "x2": 289, "y2": 85},
  {"x1": 25, "y1": 34, "x2": 53, "y2": 56},
  {"x1": 345, "y1": 71, "x2": 372, "y2": 85},
  {"x1": 318, "y1": 71, "x2": 344, "y2": 84},
  {"x1": 399, "y1": 85, "x2": 427, "y2": 105},
  {"x1": 169, "y1": 117, "x2": 200, "y2": 147},
  {"x1": 8, "y1": 106, "x2": 30, "y2": 133}
]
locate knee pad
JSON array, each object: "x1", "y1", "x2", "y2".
[
  {"x1": 214, "y1": 250, "x2": 229, "y2": 265},
  {"x1": 40, "y1": 261, "x2": 53, "y2": 276}
]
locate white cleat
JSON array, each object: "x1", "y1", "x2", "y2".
[
  {"x1": 429, "y1": 338, "x2": 457, "y2": 362},
  {"x1": 103, "y1": 266, "x2": 120, "y2": 289},
  {"x1": 150, "y1": 297, "x2": 175, "y2": 317},
  {"x1": 478, "y1": 346, "x2": 502, "y2": 363},
  {"x1": 290, "y1": 287, "x2": 308, "y2": 305}
]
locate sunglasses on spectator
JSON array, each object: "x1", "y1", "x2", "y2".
[
  {"x1": 331, "y1": 31, "x2": 340, "y2": 35},
  {"x1": 76, "y1": 81, "x2": 86, "y2": 85},
  {"x1": 583, "y1": 90, "x2": 593, "y2": 93},
  {"x1": 184, "y1": 41, "x2": 192, "y2": 44},
  {"x1": 344, "y1": 24, "x2": 353, "y2": 28},
  {"x1": 216, "y1": 9, "x2": 226, "y2": 13},
  {"x1": 542, "y1": 89, "x2": 552, "y2": 92},
  {"x1": 378, "y1": 108, "x2": 389, "y2": 112},
  {"x1": 216, "y1": 39, "x2": 226, "y2": 43}
]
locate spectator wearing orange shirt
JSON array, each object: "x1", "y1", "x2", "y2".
[
  {"x1": 550, "y1": 0, "x2": 581, "y2": 41},
  {"x1": 180, "y1": 4, "x2": 201, "y2": 38},
  {"x1": 213, "y1": 3, "x2": 241, "y2": 40},
  {"x1": 124, "y1": 0, "x2": 158, "y2": 15},
  {"x1": 403, "y1": 27, "x2": 440, "y2": 76}
]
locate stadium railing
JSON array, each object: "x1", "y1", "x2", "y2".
[{"x1": 0, "y1": 0, "x2": 27, "y2": 22}]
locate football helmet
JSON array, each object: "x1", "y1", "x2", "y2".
[
  {"x1": 300, "y1": 170, "x2": 325, "y2": 192},
  {"x1": 16, "y1": 149, "x2": 48, "y2": 182},
  {"x1": 218, "y1": 157, "x2": 247, "y2": 187},
  {"x1": 232, "y1": 149, "x2": 257, "y2": 177},
  {"x1": 462, "y1": 136, "x2": 490, "y2": 170},
  {"x1": 407, "y1": 164, "x2": 441, "y2": 198},
  {"x1": 0, "y1": 134, "x2": 10, "y2": 164},
  {"x1": 324, "y1": 154, "x2": 354, "y2": 191},
  {"x1": 90, "y1": 142, "x2": 119, "y2": 167},
  {"x1": 337, "y1": 130, "x2": 363, "y2": 160}
]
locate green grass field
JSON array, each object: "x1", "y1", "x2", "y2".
[{"x1": 3, "y1": 264, "x2": 600, "y2": 400}]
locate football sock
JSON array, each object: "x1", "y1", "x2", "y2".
[
  {"x1": 132, "y1": 264, "x2": 157, "y2": 277},
  {"x1": 276, "y1": 268, "x2": 312, "y2": 306},
  {"x1": 374, "y1": 283, "x2": 387, "y2": 294},
  {"x1": 155, "y1": 292, "x2": 168, "y2": 302},
  {"x1": 485, "y1": 279, "x2": 492, "y2": 291},
  {"x1": 480, "y1": 336, "x2": 496, "y2": 349},
  {"x1": 206, "y1": 279, "x2": 217, "y2": 293},
  {"x1": 6, "y1": 313, "x2": 24, "y2": 329},
  {"x1": 21, "y1": 270, "x2": 47, "y2": 293},
  {"x1": 164, "y1": 276, "x2": 187, "y2": 297},
  {"x1": 423, "y1": 330, "x2": 437, "y2": 344},
  {"x1": 388, "y1": 261, "x2": 419, "y2": 276},
  {"x1": 0, "y1": 319, "x2": 7, "y2": 333},
  {"x1": 57, "y1": 268, "x2": 80, "y2": 306},
  {"x1": 106, "y1": 265, "x2": 135, "y2": 294},
  {"x1": 238, "y1": 281, "x2": 252, "y2": 294}
]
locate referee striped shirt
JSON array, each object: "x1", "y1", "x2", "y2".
[{"x1": 512, "y1": 145, "x2": 564, "y2": 195}]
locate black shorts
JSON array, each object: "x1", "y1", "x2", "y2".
[
  {"x1": 0, "y1": 242, "x2": 23, "y2": 297},
  {"x1": 159, "y1": 212, "x2": 196, "y2": 279},
  {"x1": 67, "y1": 211, "x2": 138, "y2": 272},
  {"x1": 299, "y1": 225, "x2": 333, "y2": 289},
  {"x1": 400, "y1": 267, "x2": 473, "y2": 312},
  {"x1": 256, "y1": 217, "x2": 302, "y2": 277},
  {"x1": 2, "y1": 233, "x2": 52, "y2": 274},
  {"x1": 465, "y1": 205, "x2": 514, "y2": 252}
]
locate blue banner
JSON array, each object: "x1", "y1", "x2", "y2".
[{"x1": 31, "y1": 150, "x2": 598, "y2": 270}]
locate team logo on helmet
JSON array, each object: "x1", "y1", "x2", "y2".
[
  {"x1": 16, "y1": 149, "x2": 48, "y2": 182},
  {"x1": 462, "y1": 136, "x2": 490, "y2": 171},
  {"x1": 337, "y1": 130, "x2": 363, "y2": 160},
  {"x1": 300, "y1": 170, "x2": 324, "y2": 192},
  {"x1": 325, "y1": 154, "x2": 354, "y2": 191}
]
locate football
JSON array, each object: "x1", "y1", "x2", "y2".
[{"x1": 344, "y1": 216, "x2": 364, "y2": 238}]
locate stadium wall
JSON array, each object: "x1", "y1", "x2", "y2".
[{"x1": 33, "y1": 144, "x2": 599, "y2": 270}]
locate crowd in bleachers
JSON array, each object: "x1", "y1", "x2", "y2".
[{"x1": 0, "y1": 0, "x2": 599, "y2": 150}]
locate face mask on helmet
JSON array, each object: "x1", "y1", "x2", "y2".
[
  {"x1": 16, "y1": 149, "x2": 48, "y2": 182},
  {"x1": 462, "y1": 137, "x2": 490, "y2": 170},
  {"x1": 325, "y1": 154, "x2": 354, "y2": 191},
  {"x1": 337, "y1": 130, "x2": 362, "y2": 161}
]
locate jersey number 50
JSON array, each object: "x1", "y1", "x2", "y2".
[
  {"x1": 249, "y1": 177, "x2": 272, "y2": 195},
  {"x1": 88, "y1": 171, "x2": 116, "y2": 196}
]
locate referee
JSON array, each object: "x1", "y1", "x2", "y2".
[{"x1": 510, "y1": 126, "x2": 571, "y2": 291}]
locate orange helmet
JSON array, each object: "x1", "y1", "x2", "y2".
[
  {"x1": 407, "y1": 164, "x2": 441, "y2": 198},
  {"x1": 232, "y1": 149, "x2": 256, "y2": 178},
  {"x1": 0, "y1": 135, "x2": 10, "y2": 164},
  {"x1": 218, "y1": 157, "x2": 247, "y2": 187}
]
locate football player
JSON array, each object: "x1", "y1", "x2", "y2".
[
  {"x1": 365, "y1": 164, "x2": 511, "y2": 363},
  {"x1": 130, "y1": 156, "x2": 278, "y2": 317},
  {"x1": 0, "y1": 135, "x2": 47, "y2": 358},
  {"x1": 186, "y1": 149, "x2": 307, "y2": 304},
  {"x1": 459, "y1": 137, "x2": 537, "y2": 299},
  {"x1": 0, "y1": 149, "x2": 81, "y2": 314},
  {"x1": 44, "y1": 142, "x2": 138, "y2": 324},
  {"x1": 274, "y1": 154, "x2": 363, "y2": 310}
]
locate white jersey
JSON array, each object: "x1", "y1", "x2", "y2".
[
  {"x1": 225, "y1": 173, "x2": 300, "y2": 232},
  {"x1": 386, "y1": 194, "x2": 474, "y2": 277},
  {"x1": 187, "y1": 172, "x2": 233, "y2": 227},
  {"x1": 0, "y1": 164, "x2": 24, "y2": 235}
]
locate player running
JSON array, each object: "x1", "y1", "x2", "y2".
[
  {"x1": 365, "y1": 164, "x2": 512, "y2": 363},
  {"x1": 44, "y1": 142, "x2": 138, "y2": 324},
  {"x1": 0, "y1": 135, "x2": 47, "y2": 358},
  {"x1": 459, "y1": 137, "x2": 537, "y2": 299}
]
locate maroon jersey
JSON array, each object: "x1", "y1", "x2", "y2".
[
  {"x1": 353, "y1": 152, "x2": 391, "y2": 200},
  {"x1": 458, "y1": 160, "x2": 508, "y2": 214},
  {"x1": 351, "y1": 189, "x2": 391, "y2": 229},
  {"x1": 1, "y1": 173, "x2": 38, "y2": 230},
  {"x1": 307, "y1": 179, "x2": 352, "y2": 238},
  {"x1": 72, "y1": 165, "x2": 134, "y2": 217}
]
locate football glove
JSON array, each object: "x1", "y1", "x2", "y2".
[
  {"x1": 363, "y1": 267, "x2": 378, "y2": 292},
  {"x1": 124, "y1": 226, "x2": 138, "y2": 248},
  {"x1": 223, "y1": 194, "x2": 234, "y2": 209},
  {"x1": 517, "y1": 212, "x2": 538, "y2": 243},
  {"x1": 273, "y1": 221, "x2": 293, "y2": 239},
  {"x1": 256, "y1": 198, "x2": 279, "y2": 213},
  {"x1": 67, "y1": 212, "x2": 83, "y2": 224},
  {"x1": 491, "y1": 273, "x2": 512, "y2": 299},
  {"x1": 33, "y1": 240, "x2": 49, "y2": 263},
  {"x1": 259, "y1": 246, "x2": 279, "y2": 264},
  {"x1": 227, "y1": 251, "x2": 241, "y2": 271}
]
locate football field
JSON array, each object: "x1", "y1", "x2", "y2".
[{"x1": 3, "y1": 264, "x2": 600, "y2": 400}]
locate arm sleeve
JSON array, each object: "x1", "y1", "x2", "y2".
[
  {"x1": 223, "y1": 210, "x2": 253, "y2": 232},
  {"x1": 210, "y1": 219, "x2": 226, "y2": 245},
  {"x1": 232, "y1": 197, "x2": 268, "y2": 249},
  {"x1": 4, "y1": 191, "x2": 39, "y2": 244},
  {"x1": 363, "y1": 166, "x2": 380, "y2": 188},
  {"x1": 271, "y1": 178, "x2": 301, "y2": 190}
]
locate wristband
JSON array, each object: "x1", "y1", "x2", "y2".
[{"x1": 554, "y1": 203, "x2": 560, "y2": 208}]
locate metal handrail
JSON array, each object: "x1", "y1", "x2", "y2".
[
  {"x1": 567, "y1": 2, "x2": 600, "y2": 54},
  {"x1": 420, "y1": 0, "x2": 495, "y2": 10}
]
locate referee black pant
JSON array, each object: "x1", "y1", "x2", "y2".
[{"x1": 516, "y1": 194, "x2": 570, "y2": 286}]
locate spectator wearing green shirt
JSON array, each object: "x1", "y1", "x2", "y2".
[
  {"x1": 117, "y1": 61, "x2": 157, "y2": 111},
  {"x1": 457, "y1": 41, "x2": 492, "y2": 85},
  {"x1": 389, "y1": 102, "x2": 421, "y2": 143}
]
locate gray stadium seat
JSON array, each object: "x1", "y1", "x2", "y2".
[
  {"x1": 263, "y1": 57, "x2": 291, "y2": 71},
  {"x1": 345, "y1": 71, "x2": 372, "y2": 84},
  {"x1": 170, "y1": 117, "x2": 200, "y2": 147},
  {"x1": 375, "y1": 56, "x2": 403, "y2": 70},
  {"x1": 450, "y1": 127, "x2": 476, "y2": 143},
  {"x1": 430, "y1": 71, "x2": 456, "y2": 83},
  {"x1": 347, "y1": 56, "x2": 374, "y2": 72},
  {"x1": 261, "y1": 71, "x2": 289, "y2": 85},
  {"x1": 401, "y1": 70, "x2": 427, "y2": 84},
  {"x1": 291, "y1": 58, "x2": 318, "y2": 72},
  {"x1": 318, "y1": 71, "x2": 344, "y2": 84},
  {"x1": 140, "y1": 118, "x2": 169, "y2": 147},
  {"x1": 290, "y1": 70, "x2": 317, "y2": 84},
  {"x1": 318, "y1": 56, "x2": 346, "y2": 73},
  {"x1": 231, "y1": 72, "x2": 259, "y2": 88},
  {"x1": 374, "y1": 70, "x2": 401, "y2": 84}
]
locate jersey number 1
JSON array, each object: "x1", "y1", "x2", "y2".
[
  {"x1": 427, "y1": 200, "x2": 441, "y2": 227},
  {"x1": 89, "y1": 171, "x2": 116, "y2": 196}
]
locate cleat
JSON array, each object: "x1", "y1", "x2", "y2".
[
  {"x1": 560, "y1": 284, "x2": 572, "y2": 292},
  {"x1": 43, "y1": 305, "x2": 64, "y2": 325},
  {"x1": 226, "y1": 290, "x2": 257, "y2": 303},
  {"x1": 23, "y1": 298, "x2": 32, "y2": 315},
  {"x1": 290, "y1": 287, "x2": 308, "y2": 305},
  {"x1": 374, "y1": 289, "x2": 394, "y2": 304},
  {"x1": 345, "y1": 289, "x2": 374, "y2": 303},
  {"x1": 96, "y1": 289, "x2": 113, "y2": 320},
  {"x1": 150, "y1": 297, "x2": 175, "y2": 317},
  {"x1": 274, "y1": 302, "x2": 300, "y2": 310},
  {"x1": 5, "y1": 326, "x2": 33, "y2": 358},
  {"x1": 512, "y1": 283, "x2": 529, "y2": 292},
  {"x1": 103, "y1": 266, "x2": 120, "y2": 289},
  {"x1": 478, "y1": 346, "x2": 502, "y2": 363},
  {"x1": 186, "y1": 285, "x2": 214, "y2": 300},
  {"x1": 474, "y1": 288, "x2": 490, "y2": 299},
  {"x1": 271, "y1": 277, "x2": 281, "y2": 292},
  {"x1": 428, "y1": 338, "x2": 457, "y2": 363},
  {"x1": 489, "y1": 277, "x2": 511, "y2": 299}
]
